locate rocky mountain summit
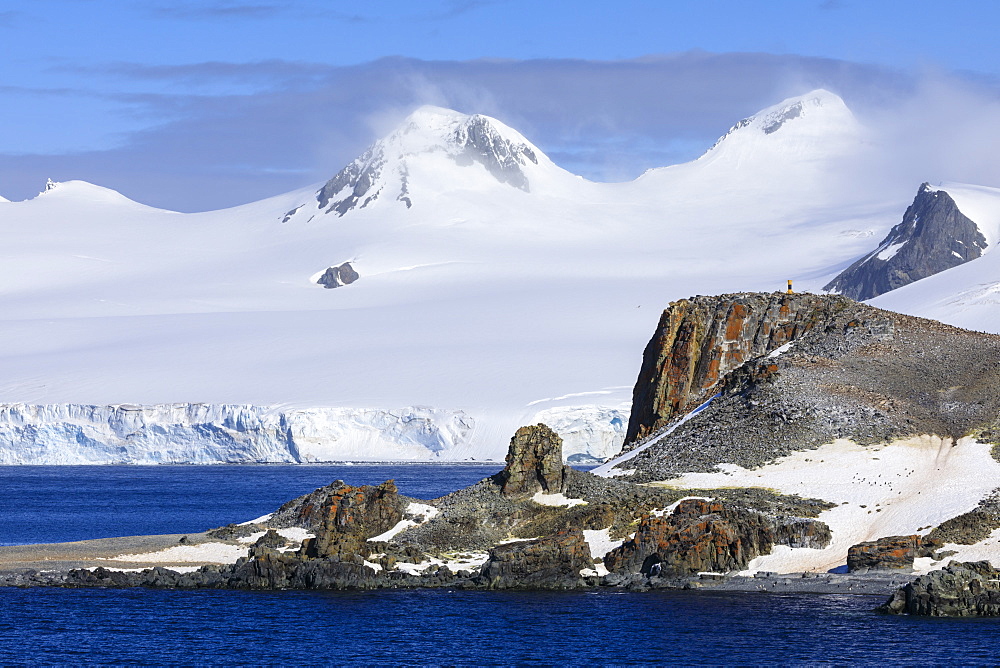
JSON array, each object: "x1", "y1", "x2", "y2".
[
  {"x1": 825, "y1": 183, "x2": 987, "y2": 300},
  {"x1": 615, "y1": 292, "x2": 1000, "y2": 482},
  {"x1": 283, "y1": 107, "x2": 542, "y2": 222}
]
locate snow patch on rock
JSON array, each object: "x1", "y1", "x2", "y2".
[{"x1": 531, "y1": 492, "x2": 586, "y2": 507}]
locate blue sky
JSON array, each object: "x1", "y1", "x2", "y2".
[{"x1": 2, "y1": 0, "x2": 999, "y2": 210}]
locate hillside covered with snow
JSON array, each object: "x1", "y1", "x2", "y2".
[{"x1": 0, "y1": 89, "x2": 997, "y2": 464}]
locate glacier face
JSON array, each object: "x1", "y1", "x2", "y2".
[
  {"x1": 529, "y1": 404, "x2": 628, "y2": 463},
  {"x1": 0, "y1": 403, "x2": 624, "y2": 465}
]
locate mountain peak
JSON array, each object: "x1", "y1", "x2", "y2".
[
  {"x1": 31, "y1": 179, "x2": 156, "y2": 208},
  {"x1": 824, "y1": 182, "x2": 987, "y2": 300},
  {"x1": 285, "y1": 107, "x2": 544, "y2": 222},
  {"x1": 703, "y1": 89, "x2": 858, "y2": 159}
]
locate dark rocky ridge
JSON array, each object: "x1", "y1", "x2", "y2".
[
  {"x1": 880, "y1": 561, "x2": 1000, "y2": 616},
  {"x1": 927, "y1": 490, "x2": 1000, "y2": 545},
  {"x1": 4, "y1": 423, "x2": 834, "y2": 593},
  {"x1": 451, "y1": 115, "x2": 537, "y2": 190},
  {"x1": 621, "y1": 293, "x2": 1000, "y2": 482},
  {"x1": 824, "y1": 183, "x2": 987, "y2": 300},
  {"x1": 603, "y1": 498, "x2": 831, "y2": 576}
]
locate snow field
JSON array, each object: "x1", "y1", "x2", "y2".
[
  {"x1": 658, "y1": 436, "x2": 1000, "y2": 573},
  {"x1": 0, "y1": 92, "x2": 908, "y2": 463},
  {"x1": 103, "y1": 542, "x2": 250, "y2": 565}
]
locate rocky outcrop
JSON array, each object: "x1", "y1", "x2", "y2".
[
  {"x1": 39, "y1": 452, "x2": 839, "y2": 593},
  {"x1": 316, "y1": 262, "x2": 359, "y2": 288},
  {"x1": 879, "y1": 561, "x2": 1000, "y2": 616},
  {"x1": 298, "y1": 480, "x2": 405, "y2": 558},
  {"x1": 479, "y1": 529, "x2": 592, "y2": 588},
  {"x1": 928, "y1": 491, "x2": 1000, "y2": 545},
  {"x1": 602, "y1": 499, "x2": 831, "y2": 576},
  {"x1": 847, "y1": 535, "x2": 942, "y2": 572},
  {"x1": 625, "y1": 293, "x2": 855, "y2": 444},
  {"x1": 825, "y1": 183, "x2": 987, "y2": 301},
  {"x1": 496, "y1": 424, "x2": 566, "y2": 496},
  {"x1": 620, "y1": 295, "x2": 1000, "y2": 482}
]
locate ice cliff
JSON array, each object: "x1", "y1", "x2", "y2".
[
  {"x1": 0, "y1": 404, "x2": 475, "y2": 464},
  {"x1": 0, "y1": 403, "x2": 626, "y2": 465}
]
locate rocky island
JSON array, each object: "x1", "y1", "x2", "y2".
[{"x1": 5, "y1": 292, "x2": 1000, "y2": 616}]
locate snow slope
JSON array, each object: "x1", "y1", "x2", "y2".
[
  {"x1": 871, "y1": 182, "x2": 1000, "y2": 330},
  {"x1": 0, "y1": 91, "x2": 918, "y2": 463},
  {"x1": 659, "y1": 436, "x2": 1000, "y2": 574}
]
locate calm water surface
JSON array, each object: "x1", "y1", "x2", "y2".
[
  {"x1": 0, "y1": 464, "x2": 496, "y2": 545},
  {"x1": 2, "y1": 465, "x2": 1000, "y2": 665}
]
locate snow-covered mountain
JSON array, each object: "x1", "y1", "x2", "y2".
[
  {"x1": 0, "y1": 89, "x2": 974, "y2": 464},
  {"x1": 283, "y1": 107, "x2": 551, "y2": 222}
]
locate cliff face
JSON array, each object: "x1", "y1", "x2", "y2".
[
  {"x1": 603, "y1": 499, "x2": 830, "y2": 576},
  {"x1": 824, "y1": 183, "x2": 987, "y2": 300},
  {"x1": 625, "y1": 292, "x2": 855, "y2": 445},
  {"x1": 618, "y1": 293, "x2": 1000, "y2": 483}
]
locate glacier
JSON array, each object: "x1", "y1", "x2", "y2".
[{"x1": 0, "y1": 403, "x2": 626, "y2": 465}]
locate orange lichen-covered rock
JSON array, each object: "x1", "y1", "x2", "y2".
[
  {"x1": 624, "y1": 293, "x2": 854, "y2": 445},
  {"x1": 603, "y1": 499, "x2": 830, "y2": 576},
  {"x1": 496, "y1": 423, "x2": 566, "y2": 497},
  {"x1": 847, "y1": 534, "x2": 942, "y2": 572},
  {"x1": 298, "y1": 480, "x2": 406, "y2": 559}
]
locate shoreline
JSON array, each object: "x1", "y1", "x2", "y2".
[{"x1": 0, "y1": 534, "x2": 914, "y2": 597}]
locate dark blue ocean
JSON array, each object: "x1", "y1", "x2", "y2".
[{"x1": 2, "y1": 465, "x2": 999, "y2": 665}]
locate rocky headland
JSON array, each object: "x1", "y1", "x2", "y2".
[
  {"x1": 2, "y1": 423, "x2": 848, "y2": 593},
  {"x1": 614, "y1": 291, "x2": 1000, "y2": 482}
]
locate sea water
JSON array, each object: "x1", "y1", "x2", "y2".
[{"x1": 2, "y1": 465, "x2": 999, "y2": 665}]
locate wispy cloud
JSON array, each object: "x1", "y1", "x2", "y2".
[
  {"x1": 148, "y1": 0, "x2": 510, "y2": 24},
  {"x1": 5, "y1": 54, "x2": 989, "y2": 213},
  {"x1": 150, "y1": 1, "x2": 294, "y2": 20},
  {"x1": 416, "y1": 0, "x2": 509, "y2": 21}
]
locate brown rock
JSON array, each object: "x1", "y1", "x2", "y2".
[
  {"x1": 847, "y1": 534, "x2": 942, "y2": 572},
  {"x1": 603, "y1": 499, "x2": 830, "y2": 576},
  {"x1": 300, "y1": 480, "x2": 406, "y2": 559},
  {"x1": 480, "y1": 529, "x2": 592, "y2": 587},
  {"x1": 497, "y1": 424, "x2": 566, "y2": 497},
  {"x1": 624, "y1": 293, "x2": 854, "y2": 445}
]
